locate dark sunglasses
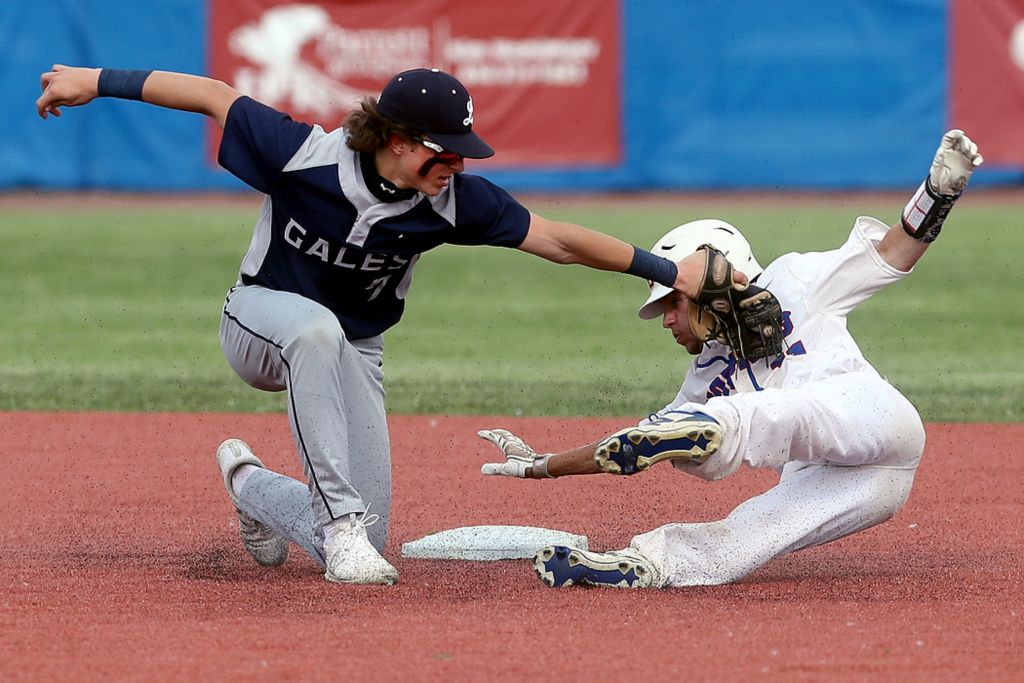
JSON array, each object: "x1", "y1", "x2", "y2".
[{"x1": 415, "y1": 137, "x2": 463, "y2": 164}]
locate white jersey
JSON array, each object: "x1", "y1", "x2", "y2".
[
  {"x1": 652, "y1": 216, "x2": 911, "y2": 417},
  {"x1": 629, "y1": 216, "x2": 928, "y2": 586}
]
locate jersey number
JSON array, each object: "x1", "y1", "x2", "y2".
[{"x1": 366, "y1": 276, "x2": 391, "y2": 301}]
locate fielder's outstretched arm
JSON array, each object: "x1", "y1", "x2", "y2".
[
  {"x1": 518, "y1": 213, "x2": 745, "y2": 302},
  {"x1": 36, "y1": 65, "x2": 240, "y2": 127}
]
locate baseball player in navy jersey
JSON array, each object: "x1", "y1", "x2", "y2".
[
  {"x1": 479, "y1": 130, "x2": 983, "y2": 589},
  {"x1": 36, "y1": 64, "x2": 722, "y2": 585}
]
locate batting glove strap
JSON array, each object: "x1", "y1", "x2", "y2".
[
  {"x1": 900, "y1": 176, "x2": 959, "y2": 244},
  {"x1": 531, "y1": 455, "x2": 554, "y2": 479}
]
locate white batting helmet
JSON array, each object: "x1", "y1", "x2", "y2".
[{"x1": 638, "y1": 219, "x2": 763, "y2": 319}]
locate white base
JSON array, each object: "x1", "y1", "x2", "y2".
[{"x1": 400, "y1": 525, "x2": 589, "y2": 561}]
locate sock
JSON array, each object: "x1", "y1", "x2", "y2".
[
  {"x1": 231, "y1": 464, "x2": 260, "y2": 498},
  {"x1": 234, "y1": 468, "x2": 326, "y2": 567}
]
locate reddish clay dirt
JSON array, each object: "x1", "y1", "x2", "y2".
[{"x1": 1, "y1": 412, "x2": 1021, "y2": 682}]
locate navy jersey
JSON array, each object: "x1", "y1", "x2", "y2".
[{"x1": 218, "y1": 97, "x2": 531, "y2": 339}]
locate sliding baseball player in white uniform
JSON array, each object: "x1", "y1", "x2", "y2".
[{"x1": 479, "y1": 130, "x2": 983, "y2": 588}]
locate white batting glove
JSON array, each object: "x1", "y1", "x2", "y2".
[
  {"x1": 929, "y1": 129, "x2": 983, "y2": 196},
  {"x1": 478, "y1": 429, "x2": 552, "y2": 478}
]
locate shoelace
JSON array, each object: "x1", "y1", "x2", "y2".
[
  {"x1": 346, "y1": 504, "x2": 380, "y2": 531},
  {"x1": 324, "y1": 505, "x2": 382, "y2": 544}
]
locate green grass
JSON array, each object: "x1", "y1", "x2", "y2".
[{"x1": 0, "y1": 197, "x2": 1019, "y2": 421}]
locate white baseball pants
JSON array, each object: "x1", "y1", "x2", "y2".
[{"x1": 631, "y1": 372, "x2": 925, "y2": 587}]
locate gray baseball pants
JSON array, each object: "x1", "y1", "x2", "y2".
[{"x1": 219, "y1": 284, "x2": 392, "y2": 560}]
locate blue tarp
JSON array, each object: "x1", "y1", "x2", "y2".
[{"x1": 2, "y1": 1, "x2": 1014, "y2": 191}]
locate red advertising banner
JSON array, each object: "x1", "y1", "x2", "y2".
[
  {"x1": 209, "y1": 0, "x2": 621, "y2": 167},
  {"x1": 951, "y1": 0, "x2": 1024, "y2": 165}
]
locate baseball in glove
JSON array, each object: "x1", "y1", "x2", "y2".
[{"x1": 692, "y1": 245, "x2": 784, "y2": 360}]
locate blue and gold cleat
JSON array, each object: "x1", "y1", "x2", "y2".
[
  {"x1": 593, "y1": 411, "x2": 722, "y2": 475},
  {"x1": 533, "y1": 545, "x2": 661, "y2": 589}
]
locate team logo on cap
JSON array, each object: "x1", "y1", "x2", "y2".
[{"x1": 463, "y1": 98, "x2": 474, "y2": 127}]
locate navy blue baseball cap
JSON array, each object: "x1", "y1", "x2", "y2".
[{"x1": 376, "y1": 68, "x2": 494, "y2": 159}]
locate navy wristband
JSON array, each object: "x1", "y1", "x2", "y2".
[
  {"x1": 97, "y1": 69, "x2": 153, "y2": 101},
  {"x1": 627, "y1": 246, "x2": 678, "y2": 287}
]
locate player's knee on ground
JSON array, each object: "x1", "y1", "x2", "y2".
[
  {"x1": 858, "y1": 467, "x2": 916, "y2": 527},
  {"x1": 781, "y1": 464, "x2": 918, "y2": 554},
  {"x1": 885, "y1": 407, "x2": 926, "y2": 470},
  {"x1": 631, "y1": 465, "x2": 918, "y2": 587}
]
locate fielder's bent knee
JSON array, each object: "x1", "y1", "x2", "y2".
[{"x1": 289, "y1": 313, "x2": 346, "y2": 355}]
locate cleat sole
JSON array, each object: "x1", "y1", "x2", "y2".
[
  {"x1": 594, "y1": 417, "x2": 721, "y2": 475},
  {"x1": 533, "y1": 545, "x2": 657, "y2": 589}
]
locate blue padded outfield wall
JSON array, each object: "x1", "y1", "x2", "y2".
[{"x1": 1, "y1": 0, "x2": 1016, "y2": 191}]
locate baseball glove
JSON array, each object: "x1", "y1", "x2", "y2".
[{"x1": 693, "y1": 245, "x2": 784, "y2": 360}]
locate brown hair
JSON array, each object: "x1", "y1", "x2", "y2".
[{"x1": 344, "y1": 97, "x2": 418, "y2": 152}]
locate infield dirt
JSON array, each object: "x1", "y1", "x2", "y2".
[{"x1": 1, "y1": 411, "x2": 1021, "y2": 682}]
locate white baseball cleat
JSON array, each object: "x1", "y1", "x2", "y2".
[
  {"x1": 324, "y1": 509, "x2": 399, "y2": 585},
  {"x1": 215, "y1": 438, "x2": 290, "y2": 567}
]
